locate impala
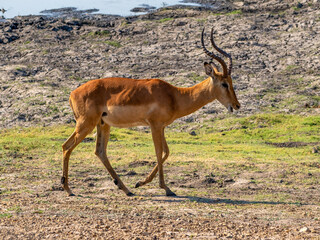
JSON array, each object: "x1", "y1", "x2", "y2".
[{"x1": 61, "y1": 28, "x2": 240, "y2": 197}]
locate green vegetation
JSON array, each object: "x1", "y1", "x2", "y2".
[
  {"x1": 188, "y1": 73, "x2": 205, "y2": 83},
  {"x1": 104, "y1": 40, "x2": 122, "y2": 48},
  {"x1": 226, "y1": 10, "x2": 243, "y2": 15},
  {"x1": 286, "y1": 65, "x2": 299, "y2": 71},
  {"x1": 292, "y1": 6, "x2": 302, "y2": 11},
  {"x1": 212, "y1": 9, "x2": 243, "y2": 16},
  {"x1": 120, "y1": 20, "x2": 128, "y2": 28},
  {"x1": 0, "y1": 114, "x2": 319, "y2": 206},
  {"x1": 159, "y1": 17, "x2": 174, "y2": 23},
  {"x1": 0, "y1": 114, "x2": 319, "y2": 172},
  {"x1": 196, "y1": 18, "x2": 207, "y2": 23},
  {"x1": 0, "y1": 213, "x2": 12, "y2": 218}
]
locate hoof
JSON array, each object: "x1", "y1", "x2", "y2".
[
  {"x1": 126, "y1": 192, "x2": 135, "y2": 197},
  {"x1": 166, "y1": 191, "x2": 176, "y2": 197},
  {"x1": 135, "y1": 182, "x2": 141, "y2": 188},
  {"x1": 69, "y1": 193, "x2": 75, "y2": 196}
]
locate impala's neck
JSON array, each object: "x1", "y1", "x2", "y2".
[{"x1": 175, "y1": 77, "x2": 216, "y2": 119}]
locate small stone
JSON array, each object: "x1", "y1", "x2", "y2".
[
  {"x1": 189, "y1": 130, "x2": 197, "y2": 136},
  {"x1": 296, "y1": 2, "x2": 303, "y2": 8},
  {"x1": 224, "y1": 178, "x2": 234, "y2": 183},
  {"x1": 299, "y1": 227, "x2": 310, "y2": 233},
  {"x1": 4, "y1": 26, "x2": 12, "y2": 32},
  {"x1": 204, "y1": 177, "x2": 216, "y2": 184},
  {"x1": 233, "y1": 1, "x2": 244, "y2": 7},
  {"x1": 312, "y1": 147, "x2": 319, "y2": 154}
]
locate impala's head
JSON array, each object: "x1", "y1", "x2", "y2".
[{"x1": 201, "y1": 28, "x2": 240, "y2": 113}]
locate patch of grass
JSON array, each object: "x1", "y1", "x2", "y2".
[
  {"x1": 7, "y1": 205, "x2": 22, "y2": 213},
  {"x1": 0, "y1": 114, "x2": 319, "y2": 204},
  {"x1": 188, "y1": 73, "x2": 205, "y2": 83},
  {"x1": 120, "y1": 20, "x2": 128, "y2": 28},
  {"x1": 196, "y1": 19, "x2": 207, "y2": 23},
  {"x1": 48, "y1": 105, "x2": 60, "y2": 114},
  {"x1": 0, "y1": 213, "x2": 12, "y2": 218},
  {"x1": 1, "y1": 114, "x2": 318, "y2": 163},
  {"x1": 286, "y1": 65, "x2": 299, "y2": 71},
  {"x1": 104, "y1": 40, "x2": 122, "y2": 48},
  {"x1": 33, "y1": 209, "x2": 44, "y2": 214},
  {"x1": 311, "y1": 95, "x2": 320, "y2": 102},
  {"x1": 226, "y1": 10, "x2": 243, "y2": 15},
  {"x1": 212, "y1": 10, "x2": 243, "y2": 17},
  {"x1": 159, "y1": 18, "x2": 174, "y2": 23},
  {"x1": 69, "y1": 75, "x2": 84, "y2": 82}
]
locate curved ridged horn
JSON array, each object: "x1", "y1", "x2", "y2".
[
  {"x1": 210, "y1": 28, "x2": 232, "y2": 75},
  {"x1": 201, "y1": 28, "x2": 228, "y2": 77}
]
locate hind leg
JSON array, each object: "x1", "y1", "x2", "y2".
[
  {"x1": 95, "y1": 123, "x2": 133, "y2": 196},
  {"x1": 62, "y1": 119, "x2": 96, "y2": 196}
]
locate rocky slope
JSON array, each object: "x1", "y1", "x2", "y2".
[{"x1": 0, "y1": 0, "x2": 319, "y2": 128}]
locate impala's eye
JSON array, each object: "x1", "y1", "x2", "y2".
[{"x1": 222, "y1": 83, "x2": 228, "y2": 89}]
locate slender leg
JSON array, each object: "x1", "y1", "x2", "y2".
[
  {"x1": 147, "y1": 124, "x2": 175, "y2": 196},
  {"x1": 62, "y1": 119, "x2": 96, "y2": 196},
  {"x1": 95, "y1": 123, "x2": 133, "y2": 196},
  {"x1": 135, "y1": 127, "x2": 170, "y2": 188}
]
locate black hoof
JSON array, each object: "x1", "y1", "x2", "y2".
[
  {"x1": 69, "y1": 193, "x2": 75, "y2": 196},
  {"x1": 166, "y1": 191, "x2": 176, "y2": 197},
  {"x1": 126, "y1": 192, "x2": 135, "y2": 197},
  {"x1": 135, "y1": 182, "x2": 141, "y2": 188}
]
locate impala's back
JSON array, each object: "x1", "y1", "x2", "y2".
[{"x1": 69, "y1": 77, "x2": 177, "y2": 127}]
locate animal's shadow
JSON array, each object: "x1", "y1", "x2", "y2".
[{"x1": 139, "y1": 194, "x2": 305, "y2": 206}]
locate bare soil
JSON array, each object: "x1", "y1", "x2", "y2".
[{"x1": 1, "y1": 152, "x2": 320, "y2": 239}]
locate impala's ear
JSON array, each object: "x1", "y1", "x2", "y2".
[{"x1": 204, "y1": 62, "x2": 213, "y2": 76}]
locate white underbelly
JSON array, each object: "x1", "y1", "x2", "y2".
[
  {"x1": 102, "y1": 119, "x2": 149, "y2": 128},
  {"x1": 101, "y1": 104, "x2": 157, "y2": 128}
]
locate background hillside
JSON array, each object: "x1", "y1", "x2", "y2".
[{"x1": 1, "y1": 0, "x2": 319, "y2": 128}]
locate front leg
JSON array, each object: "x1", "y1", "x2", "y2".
[
  {"x1": 150, "y1": 124, "x2": 175, "y2": 196},
  {"x1": 135, "y1": 129, "x2": 170, "y2": 189}
]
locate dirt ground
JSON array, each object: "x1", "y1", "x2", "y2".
[{"x1": 1, "y1": 158, "x2": 320, "y2": 240}]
